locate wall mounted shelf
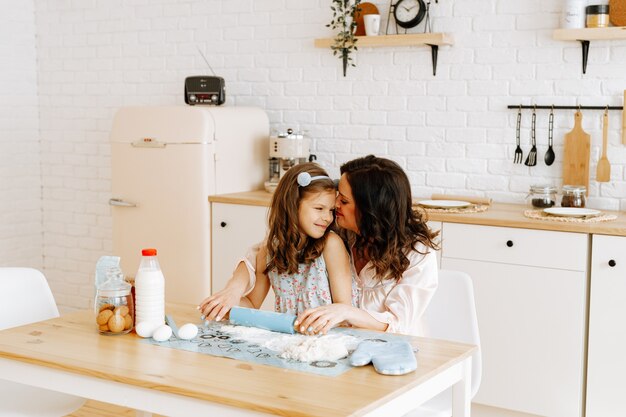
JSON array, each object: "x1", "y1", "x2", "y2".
[
  {"x1": 553, "y1": 27, "x2": 626, "y2": 74},
  {"x1": 313, "y1": 33, "x2": 454, "y2": 76}
]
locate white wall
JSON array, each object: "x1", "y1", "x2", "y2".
[
  {"x1": 9, "y1": 0, "x2": 626, "y2": 310},
  {"x1": 0, "y1": 0, "x2": 42, "y2": 269}
]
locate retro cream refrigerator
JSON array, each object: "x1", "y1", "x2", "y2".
[{"x1": 110, "y1": 106, "x2": 268, "y2": 304}]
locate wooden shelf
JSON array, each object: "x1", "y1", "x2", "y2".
[
  {"x1": 313, "y1": 32, "x2": 454, "y2": 76},
  {"x1": 552, "y1": 27, "x2": 626, "y2": 74},
  {"x1": 553, "y1": 26, "x2": 626, "y2": 41},
  {"x1": 313, "y1": 32, "x2": 454, "y2": 48}
]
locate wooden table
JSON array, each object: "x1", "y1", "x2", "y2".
[{"x1": 0, "y1": 303, "x2": 476, "y2": 417}]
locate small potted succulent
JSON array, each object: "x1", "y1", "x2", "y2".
[{"x1": 327, "y1": 0, "x2": 362, "y2": 76}]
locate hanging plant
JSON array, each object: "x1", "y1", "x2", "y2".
[{"x1": 327, "y1": 0, "x2": 362, "y2": 77}]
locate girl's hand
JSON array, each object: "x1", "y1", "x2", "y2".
[
  {"x1": 198, "y1": 287, "x2": 243, "y2": 322},
  {"x1": 295, "y1": 304, "x2": 354, "y2": 335}
]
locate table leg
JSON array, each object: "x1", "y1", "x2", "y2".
[{"x1": 451, "y1": 357, "x2": 472, "y2": 417}]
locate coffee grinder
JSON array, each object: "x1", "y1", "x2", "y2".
[{"x1": 265, "y1": 128, "x2": 316, "y2": 193}]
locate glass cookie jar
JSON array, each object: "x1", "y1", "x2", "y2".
[
  {"x1": 95, "y1": 267, "x2": 134, "y2": 335},
  {"x1": 561, "y1": 185, "x2": 587, "y2": 208},
  {"x1": 527, "y1": 184, "x2": 557, "y2": 209}
]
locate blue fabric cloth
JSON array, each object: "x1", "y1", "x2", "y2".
[{"x1": 349, "y1": 340, "x2": 417, "y2": 375}]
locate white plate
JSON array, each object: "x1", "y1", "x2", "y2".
[
  {"x1": 417, "y1": 200, "x2": 472, "y2": 209},
  {"x1": 543, "y1": 207, "x2": 602, "y2": 217}
]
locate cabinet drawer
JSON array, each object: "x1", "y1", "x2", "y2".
[{"x1": 442, "y1": 223, "x2": 588, "y2": 271}]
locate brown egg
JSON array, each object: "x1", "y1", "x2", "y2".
[
  {"x1": 98, "y1": 303, "x2": 115, "y2": 312},
  {"x1": 115, "y1": 305, "x2": 129, "y2": 317},
  {"x1": 97, "y1": 309, "x2": 114, "y2": 325},
  {"x1": 124, "y1": 314, "x2": 133, "y2": 330},
  {"x1": 99, "y1": 324, "x2": 109, "y2": 332},
  {"x1": 108, "y1": 314, "x2": 125, "y2": 333}
]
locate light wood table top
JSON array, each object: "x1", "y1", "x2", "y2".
[
  {"x1": 209, "y1": 191, "x2": 626, "y2": 237},
  {"x1": 0, "y1": 303, "x2": 476, "y2": 417}
]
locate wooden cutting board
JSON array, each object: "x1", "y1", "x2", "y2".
[{"x1": 563, "y1": 111, "x2": 591, "y2": 192}]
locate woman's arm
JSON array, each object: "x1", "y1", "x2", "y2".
[{"x1": 323, "y1": 232, "x2": 353, "y2": 305}]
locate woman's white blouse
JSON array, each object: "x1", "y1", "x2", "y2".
[
  {"x1": 355, "y1": 243, "x2": 438, "y2": 336},
  {"x1": 238, "y1": 242, "x2": 438, "y2": 337}
]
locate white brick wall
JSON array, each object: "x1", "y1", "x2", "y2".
[
  {"x1": 3, "y1": 0, "x2": 625, "y2": 310},
  {"x1": 0, "y1": 0, "x2": 42, "y2": 270}
]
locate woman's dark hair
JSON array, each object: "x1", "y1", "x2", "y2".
[
  {"x1": 340, "y1": 155, "x2": 439, "y2": 281},
  {"x1": 265, "y1": 162, "x2": 336, "y2": 275}
]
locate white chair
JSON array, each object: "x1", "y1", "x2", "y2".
[
  {"x1": 0, "y1": 267, "x2": 87, "y2": 416},
  {"x1": 405, "y1": 269, "x2": 482, "y2": 417}
]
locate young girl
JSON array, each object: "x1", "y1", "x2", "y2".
[{"x1": 237, "y1": 162, "x2": 357, "y2": 316}]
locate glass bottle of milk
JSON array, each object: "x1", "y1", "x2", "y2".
[{"x1": 134, "y1": 248, "x2": 165, "y2": 326}]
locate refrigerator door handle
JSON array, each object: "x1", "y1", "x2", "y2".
[{"x1": 109, "y1": 198, "x2": 137, "y2": 208}]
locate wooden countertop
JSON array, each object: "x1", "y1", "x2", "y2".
[
  {"x1": 209, "y1": 191, "x2": 626, "y2": 237},
  {"x1": 0, "y1": 303, "x2": 475, "y2": 417}
]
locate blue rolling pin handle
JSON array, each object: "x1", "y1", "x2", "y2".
[{"x1": 229, "y1": 306, "x2": 297, "y2": 334}]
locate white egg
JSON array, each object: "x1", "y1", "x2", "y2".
[
  {"x1": 177, "y1": 323, "x2": 198, "y2": 340},
  {"x1": 152, "y1": 324, "x2": 173, "y2": 342},
  {"x1": 135, "y1": 321, "x2": 161, "y2": 338}
]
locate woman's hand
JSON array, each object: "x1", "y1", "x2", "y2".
[{"x1": 295, "y1": 304, "x2": 355, "y2": 335}]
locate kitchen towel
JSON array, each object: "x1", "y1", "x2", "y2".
[{"x1": 430, "y1": 194, "x2": 492, "y2": 206}]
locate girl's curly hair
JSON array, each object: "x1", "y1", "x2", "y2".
[
  {"x1": 340, "y1": 155, "x2": 439, "y2": 281},
  {"x1": 265, "y1": 162, "x2": 337, "y2": 275}
]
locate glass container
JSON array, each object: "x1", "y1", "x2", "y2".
[
  {"x1": 561, "y1": 185, "x2": 587, "y2": 208},
  {"x1": 586, "y1": 4, "x2": 610, "y2": 27},
  {"x1": 527, "y1": 184, "x2": 557, "y2": 209},
  {"x1": 95, "y1": 266, "x2": 134, "y2": 335}
]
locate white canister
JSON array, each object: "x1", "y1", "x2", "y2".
[
  {"x1": 562, "y1": 0, "x2": 588, "y2": 28},
  {"x1": 364, "y1": 14, "x2": 381, "y2": 36}
]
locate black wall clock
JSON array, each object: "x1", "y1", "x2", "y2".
[{"x1": 393, "y1": 0, "x2": 426, "y2": 29}]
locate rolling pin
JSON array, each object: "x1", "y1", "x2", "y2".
[{"x1": 229, "y1": 306, "x2": 297, "y2": 334}]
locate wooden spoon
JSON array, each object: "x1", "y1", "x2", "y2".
[{"x1": 596, "y1": 110, "x2": 610, "y2": 182}]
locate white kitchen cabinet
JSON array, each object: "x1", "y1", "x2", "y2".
[
  {"x1": 586, "y1": 234, "x2": 626, "y2": 417},
  {"x1": 428, "y1": 221, "x2": 443, "y2": 267},
  {"x1": 441, "y1": 223, "x2": 588, "y2": 417},
  {"x1": 210, "y1": 202, "x2": 273, "y2": 310}
]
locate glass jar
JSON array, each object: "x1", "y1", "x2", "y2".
[
  {"x1": 586, "y1": 4, "x2": 610, "y2": 27},
  {"x1": 95, "y1": 266, "x2": 134, "y2": 335},
  {"x1": 527, "y1": 184, "x2": 557, "y2": 209},
  {"x1": 561, "y1": 185, "x2": 587, "y2": 208}
]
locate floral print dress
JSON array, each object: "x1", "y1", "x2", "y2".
[{"x1": 267, "y1": 255, "x2": 360, "y2": 316}]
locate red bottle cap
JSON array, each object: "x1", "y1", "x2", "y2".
[{"x1": 141, "y1": 248, "x2": 157, "y2": 256}]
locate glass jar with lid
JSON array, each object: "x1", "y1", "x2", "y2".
[
  {"x1": 95, "y1": 266, "x2": 134, "y2": 335},
  {"x1": 561, "y1": 185, "x2": 587, "y2": 208},
  {"x1": 527, "y1": 184, "x2": 557, "y2": 208}
]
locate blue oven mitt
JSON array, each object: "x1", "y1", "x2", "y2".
[{"x1": 349, "y1": 340, "x2": 417, "y2": 375}]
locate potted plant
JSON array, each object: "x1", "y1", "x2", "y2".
[{"x1": 327, "y1": 0, "x2": 362, "y2": 76}]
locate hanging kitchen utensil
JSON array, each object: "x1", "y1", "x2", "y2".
[
  {"x1": 545, "y1": 106, "x2": 555, "y2": 166},
  {"x1": 563, "y1": 110, "x2": 591, "y2": 192},
  {"x1": 514, "y1": 106, "x2": 523, "y2": 164},
  {"x1": 596, "y1": 107, "x2": 611, "y2": 182},
  {"x1": 622, "y1": 90, "x2": 626, "y2": 145},
  {"x1": 524, "y1": 107, "x2": 537, "y2": 166}
]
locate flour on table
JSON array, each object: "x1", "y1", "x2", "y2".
[
  {"x1": 265, "y1": 334, "x2": 360, "y2": 362},
  {"x1": 218, "y1": 324, "x2": 360, "y2": 362}
]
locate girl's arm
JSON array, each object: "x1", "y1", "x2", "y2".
[
  {"x1": 295, "y1": 303, "x2": 388, "y2": 335},
  {"x1": 323, "y1": 232, "x2": 353, "y2": 305},
  {"x1": 241, "y1": 245, "x2": 271, "y2": 309},
  {"x1": 198, "y1": 242, "x2": 262, "y2": 321}
]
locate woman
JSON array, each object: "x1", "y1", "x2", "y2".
[{"x1": 198, "y1": 155, "x2": 439, "y2": 336}]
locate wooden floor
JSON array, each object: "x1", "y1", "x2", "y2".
[{"x1": 68, "y1": 400, "x2": 540, "y2": 417}]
